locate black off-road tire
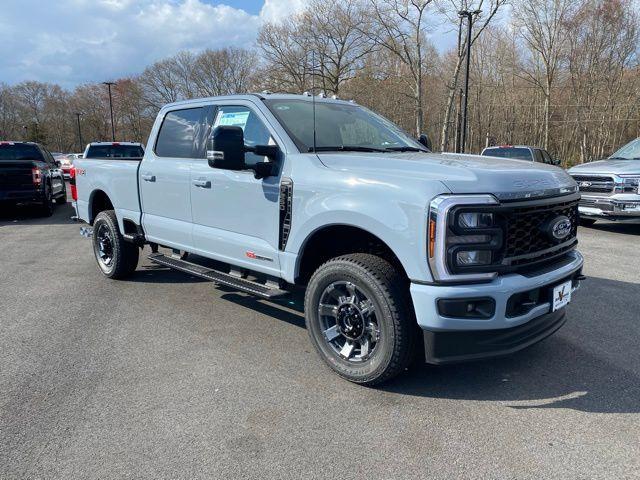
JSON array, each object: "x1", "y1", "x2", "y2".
[
  {"x1": 304, "y1": 253, "x2": 417, "y2": 386},
  {"x1": 92, "y1": 210, "x2": 139, "y2": 279},
  {"x1": 39, "y1": 183, "x2": 54, "y2": 217},
  {"x1": 55, "y1": 184, "x2": 67, "y2": 205}
]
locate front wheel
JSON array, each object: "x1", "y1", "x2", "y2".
[
  {"x1": 304, "y1": 253, "x2": 417, "y2": 386},
  {"x1": 92, "y1": 210, "x2": 139, "y2": 279}
]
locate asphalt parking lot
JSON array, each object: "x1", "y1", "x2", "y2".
[{"x1": 1, "y1": 198, "x2": 639, "y2": 480}]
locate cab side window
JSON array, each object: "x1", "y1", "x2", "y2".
[
  {"x1": 533, "y1": 149, "x2": 545, "y2": 163},
  {"x1": 541, "y1": 150, "x2": 554, "y2": 165},
  {"x1": 212, "y1": 106, "x2": 274, "y2": 166},
  {"x1": 155, "y1": 107, "x2": 204, "y2": 158}
]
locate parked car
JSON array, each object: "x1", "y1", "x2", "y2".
[
  {"x1": 0, "y1": 141, "x2": 67, "y2": 215},
  {"x1": 83, "y1": 142, "x2": 144, "y2": 160},
  {"x1": 73, "y1": 94, "x2": 583, "y2": 385},
  {"x1": 481, "y1": 145, "x2": 561, "y2": 166},
  {"x1": 58, "y1": 154, "x2": 76, "y2": 179},
  {"x1": 568, "y1": 137, "x2": 640, "y2": 225}
]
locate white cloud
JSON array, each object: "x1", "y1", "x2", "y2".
[
  {"x1": 0, "y1": 0, "x2": 308, "y2": 87},
  {"x1": 259, "y1": 0, "x2": 308, "y2": 23}
]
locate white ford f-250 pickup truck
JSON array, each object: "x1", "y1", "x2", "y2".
[{"x1": 73, "y1": 93, "x2": 584, "y2": 385}]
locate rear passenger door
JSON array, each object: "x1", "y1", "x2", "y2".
[{"x1": 140, "y1": 106, "x2": 204, "y2": 250}]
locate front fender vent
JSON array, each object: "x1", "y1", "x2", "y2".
[{"x1": 279, "y1": 178, "x2": 293, "y2": 251}]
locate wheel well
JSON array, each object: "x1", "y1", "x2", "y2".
[
  {"x1": 89, "y1": 190, "x2": 113, "y2": 224},
  {"x1": 296, "y1": 225, "x2": 408, "y2": 285}
]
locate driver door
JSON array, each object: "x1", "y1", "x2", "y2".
[{"x1": 190, "y1": 103, "x2": 282, "y2": 276}]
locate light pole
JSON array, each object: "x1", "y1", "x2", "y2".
[
  {"x1": 102, "y1": 81, "x2": 116, "y2": 141},
  {"x1": 75, "y1": 112, "x2": 84, "y2": 152},
  {"x1": 458, "y1": 9, "x2": 481, "y2": 154}
]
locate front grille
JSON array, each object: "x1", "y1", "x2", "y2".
[
  {"x1": 502, "y1": 197, "x2": 578, "y2": 266},
  {"x1": 571, "y1": 174, "x2": 615, "y2": 194}
]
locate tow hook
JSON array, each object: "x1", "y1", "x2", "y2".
[{"x1": 80, "y1": 226, "x2": 93, "y2": 238}]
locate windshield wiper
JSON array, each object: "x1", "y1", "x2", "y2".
[
  {"x1": 309, "y1": 145, "x2": 390, "y2": 153},
  {"x1": 385, "y1": 146, "x2": 428, "y2": 152}
]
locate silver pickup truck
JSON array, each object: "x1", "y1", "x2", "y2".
[
  {"x1": 73, "y1": 93, "x2": 584, "y2": 385},
  {"x1": 568, "y1": 137, "x2": 640, "y2": 225}
]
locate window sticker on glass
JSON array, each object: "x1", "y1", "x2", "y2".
[{"x1": 215, "y1": 111, "x2": 250, "y2": 129}]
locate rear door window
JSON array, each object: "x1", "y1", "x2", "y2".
[
  {"x1": 482, "y1": 147, "x2": 533, "y2": 161},
  {"x1": 155, "y1": 108, "x2": 204, "y2": 158}
]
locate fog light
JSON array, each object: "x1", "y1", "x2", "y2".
[
  {"x1": 438, "y1": 298, "x2": 495, "y2": 319},
  {"x1": 456, "y1": 250, "x2": 492, "y2": 266}
]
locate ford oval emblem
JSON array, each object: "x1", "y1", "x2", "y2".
[{"x1": 548, "y1": 216, "x2": 572, "y2": 240}]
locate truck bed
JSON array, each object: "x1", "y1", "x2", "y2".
[{"x1": 74, "y1": 157, "x2": 142, "y2": 228}]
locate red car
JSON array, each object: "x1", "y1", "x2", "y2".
[{"x1": 58, "y1": 153, "x2": 82, "y2": 179}]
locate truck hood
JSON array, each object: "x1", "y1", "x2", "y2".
[
  {"x1": 568, "y1": 159, "x2": 640, "y2": 175},
  {"x1": 318, "y1": 151, "x2": 576, "y2": 200}
]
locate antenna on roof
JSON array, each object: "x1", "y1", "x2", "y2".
[{"x1": 311, "y1": 51, "x2": 317, "y2": 153}]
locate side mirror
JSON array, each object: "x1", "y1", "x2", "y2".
[
  {"x1": 553, "y1": 158, "x2": 561, "y2": 166},
  {"x1": 418, "y1": 134, "x2": 433, "y2": 151},
  {"x1": 207, "y1": 125, "x2": 246, "y2": 170},
  {"x1": 246, "y1": 145, "x2": 279, "y2": 179}
]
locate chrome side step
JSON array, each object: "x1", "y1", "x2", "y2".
[{"x1": 148, "y1": 253, "x2": 289, "y2": 299}]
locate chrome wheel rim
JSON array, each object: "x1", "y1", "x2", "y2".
[
  {"x1": 318, "y1": 281, "x2": 380, "y2": 362},
  {"x1": 96, "y1": 224, "x2": 114, "y2": 267}
]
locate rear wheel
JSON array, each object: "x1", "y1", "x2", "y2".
[
  {"x1": 39, "y1": 184, "x2": 54, "y2": 217},
  {"x1": 55, "y1": 184, "x2": 67, "y2": 205},
  {"x1": 92, "y1": 210, "x2": 139, "y2": 279},
  {"x1": 304, "y1": 253, "x2": 416, "y2": 386}
]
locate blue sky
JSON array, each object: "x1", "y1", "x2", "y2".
[{"x1": 0, "y1": 0, "x2": 460, "y2": 88}]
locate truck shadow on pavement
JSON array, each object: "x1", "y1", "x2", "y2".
[
  {"x1": 0, "y1": 202, "x2": 76, "y2": 227},
  {"x1": 205, "y1": 274, "x2": 639, "y2": 415},
  {"x1": 583, "y1": 221, "x2": 640, "y2": 236},
  {"x1": 384, "y1": 274, "x2": 640, "y2": 414}
]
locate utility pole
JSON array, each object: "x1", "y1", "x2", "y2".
[
  {"x1": 102, "y1": 81, "x2": 116, "y2": 141},
  {"x1": 458, "y1": 9, "x2": 481, "y2": 154},
  {"x1": 75, "y1": 112, "x2": 84, "y2": 152}
]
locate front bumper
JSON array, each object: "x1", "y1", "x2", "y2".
[
  {"x1": 410, "y1": 250, "x2": 583, "y2": 363},
  {"x1": 423, "y1": 309, "x2": 566, "y2": 364},
  {"x1": 579, "y1": 195, "x2": 640, "y2": 220}
]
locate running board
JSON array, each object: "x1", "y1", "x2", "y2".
[{"x1": 148, "y1": 253, "x2": 288, "y2": 299}]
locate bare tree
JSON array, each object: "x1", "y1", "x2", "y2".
[
  {"x1": 366, "y1": 0, "x2": 434, "y2": 136},
  {"x1": 438, "y1": 0, "x2": 507, "y2": 150},
  {"x1": 512, "y1": 0, "x2": 575, "y2": 149}
]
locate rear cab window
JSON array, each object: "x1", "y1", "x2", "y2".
[
  {"x1": 0, "y1": 143, "x2": 44, "y2": 161},
  {"x1": 482, "y1": 147, "x2": 533, "y2": 161},
  {"x1": 85, "y1": 144, "x2": 144, "y2": 159}
]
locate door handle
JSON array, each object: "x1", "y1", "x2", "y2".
[
  {"x1": 192, "y1": 178, "x2": 211, "y2": 188},
  {"x1": 141, "y1": 173, "x2": 156, "y2": 182}
]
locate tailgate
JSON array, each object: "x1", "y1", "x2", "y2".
[{"x1": 0, "y1": 161, "x2": 36, "y2": 191}]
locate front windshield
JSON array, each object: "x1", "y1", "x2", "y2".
[
  {"x1": 264, "y1": 99, "x2": 426, "y2": 153},
  {"x1": 610, "y1": 138, "x2": 640, "y2": 160}
]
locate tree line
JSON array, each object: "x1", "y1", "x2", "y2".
[{"x1": 0, "y1": 0, "x2": 637, "y2": 165}]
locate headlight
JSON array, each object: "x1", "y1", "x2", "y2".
[
  {"x1": 428, "y1": 195, "x2": 501, "y2": 283},
  {"x1": 456, "y1": 250, "x2": 492, "y2": 266},
  {"x1": 458, "y1": 212, "x2": 493, "y2": 228},
  {"x1": 619, "y1": 175, "x2": 640, "y2": 194}
]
